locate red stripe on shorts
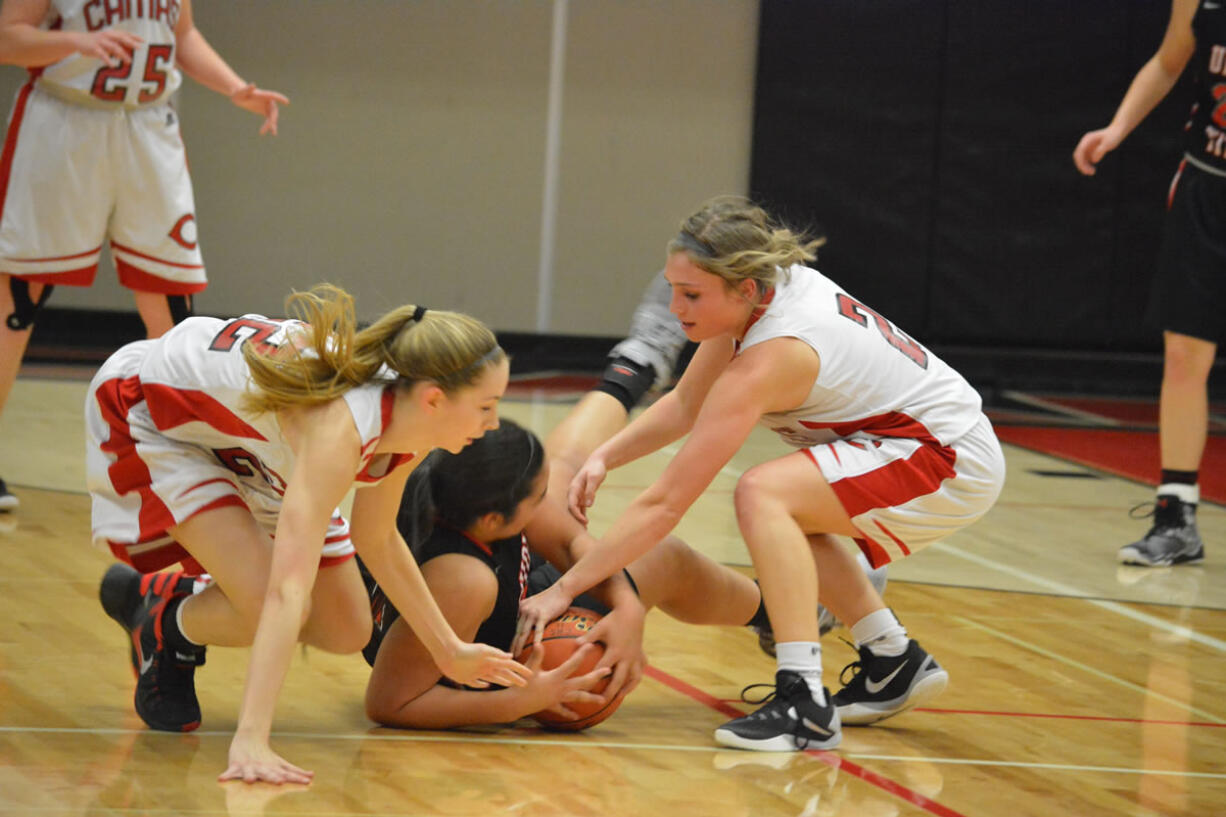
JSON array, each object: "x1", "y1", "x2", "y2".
[
  {"x1": 95, "y1": 376, "x2": 178, "y2": 545},
  {"x1": 114, "y1": 257, "x2": 207, "y2": 295},
  {"x1": 0, "y1": 80, "x2": 35, "y2": 228},
  {"x1": 828, "y1": 439, "x2": 956, "y2": 518}
]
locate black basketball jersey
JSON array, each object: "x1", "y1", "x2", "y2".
[
  {"x1": 359, "y1": 526, "x2": 531, "y2": 671},
  {"x1": 1185, "y1": 1, "x2": 1226, "y2": 173}
]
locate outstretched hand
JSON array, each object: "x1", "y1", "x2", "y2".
[
  {"x1": 230, "y1": 83, "x2": 290, "y2": 136},
  {"x1": 567, "y1": 457, "x2": 607, "y2": 525},
  {"x1": 435, "y1": 641, "x2": 531, "y2": 689}
]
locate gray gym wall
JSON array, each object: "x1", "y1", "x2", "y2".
[{"x1": 4, "y1": 0, "x2": 757, "y2": 335}]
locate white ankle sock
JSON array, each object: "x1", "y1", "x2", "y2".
[
  {"x1": 776, "y1": 641, "x2": 826, "y2": 704},
  {"x1": 1158, "y1": 483, "x2": 1199, "y2": 505},
  {"x1": 850, "y1": 608, "x2": 908, "y2": 657}
]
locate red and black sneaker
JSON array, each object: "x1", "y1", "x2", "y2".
[{"x1": 99, "y1": 563, "x2": 206, "y2": 732}]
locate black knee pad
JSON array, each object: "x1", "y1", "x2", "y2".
[
  {"x1": 5, "y1": 278, "x2": 54, "y2": 331},
  {"x1": 594, "y1": 355, "x2": 657, "y2": 412},
  {"x1": 168, "y1": 294, "x2": 193, "y2": 324}
]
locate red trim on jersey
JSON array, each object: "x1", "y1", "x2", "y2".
[
  {"x1": 798, "y1": 410, "x2": 944, "y2": 442},
  {"x1": 435, "y1": 521, "x2": 494, "y2": 557},
  {"x1": 9, "y1": 264, "x2": 99, "y2": 285},
  {"x1": 114, "y1": 258, "x2": 207, "y2": 295},
  {"x1": 354, "y1": 387, "x2": 415, "y2": 481},
  {"x1": 140, "y1": 382, "x2": 268, "y2": 439},
  {"x1": 734, "y1": 286, "x2": 776, "y2": 351},
  {"x1": 0, "y1": 80, "x2": 36, "y2": 231}
]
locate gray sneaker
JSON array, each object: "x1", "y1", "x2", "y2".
[
  {"x1": 1118, "y1": 496, "x2": 1205, "y2": 567},
  {"x1": 609, "y1": 271, "x2": 689, "y2": 389},
  {"x1": 755, "y1": 553, "x2": 889, "y2": 657},
  {"x1": 0, "y1": 478, "x2": 17, "y2": 512}
]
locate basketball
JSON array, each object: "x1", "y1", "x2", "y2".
[{"x1": 515, "y1": 606, "x2": 623, "y2": 731}]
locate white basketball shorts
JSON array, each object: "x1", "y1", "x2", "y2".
[
  {"x1": 804, "y1": 414, "x2": 1005, "y2": 567},
  {"x1": 0, "y1": 83, "x2": 205, "y2": 293}
]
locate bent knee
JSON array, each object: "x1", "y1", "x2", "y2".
[
  {"x1": 303, "y1": 606, "x2": 372, "y2": 654},
  {"x1": 734, "y1": 465, "x2": 787, "y2": 515}
]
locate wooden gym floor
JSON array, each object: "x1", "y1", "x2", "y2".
[{"x1": 0, "y1": 367, "x2": 1223, "y2": 816}]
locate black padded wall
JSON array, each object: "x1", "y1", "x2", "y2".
[{"x1": 751, "y1": 0, "x2": 1192, "y2": 353}]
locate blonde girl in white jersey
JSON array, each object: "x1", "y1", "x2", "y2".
[
  {"x1": 91, "y1": 284, "x2": 530, "y2": 784},
  {"x1": 518, "y1": 196, "x2": 1005, "y2": 752},
  {"x1": 0, "y1": 0, "x2": 287, "y2": 511}
]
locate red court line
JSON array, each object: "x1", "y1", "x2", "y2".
[{"x1": 643, "y1": 664, "x2": 969, "y2": 817}]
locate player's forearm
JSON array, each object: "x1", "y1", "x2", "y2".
[
  {"x1": 565, "y1": 533, "x2": 640, "y2": 610},
  {"x1": 595, "y1": 394, "x2": 690, "y2": 471},
  {"x1": 372, "y1": 683, "x2": 537, "y2": 729},
  {"x1": 559, "y1": 499, "x2": 680, "y2": 599},
  {"x1": 1108, "y1": 56, "x2": 1186, "y2": 139},
  {"x1": 0, "y1": 24, "x2": 81, "y2": 67},
  {"x1": 361, "y1": 541, "x2": 464, "y2": 667},
  {"x1": 233, "y1": 586, "x2": 308, "y2": 741},
  {"x1": 175, "y1": 27, "x2": 243, "y2": 96}
]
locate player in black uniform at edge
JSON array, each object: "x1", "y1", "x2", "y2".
[{"x1": 1074, "y1": 0, "x2": 1221, "y2": 567}]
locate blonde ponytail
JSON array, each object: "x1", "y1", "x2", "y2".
[{"x1": 242, "y1": 284, "x2": 504, "y2": 415}]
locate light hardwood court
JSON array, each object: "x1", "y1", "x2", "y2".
[{"x1": 0, "y1": 371, "x2": 1223, "y2": 816}]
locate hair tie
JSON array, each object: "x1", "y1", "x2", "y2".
[
  {"x1": 675, "y1": 231, "x2": 715, "y2": 258},
  {"x1": 412, "y1": 305, "x2": 428, "y2": 322}
]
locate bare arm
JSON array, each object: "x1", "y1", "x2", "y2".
[
  {"x1": 349, "y1": 459, "x2": 530, "y2": 690},
  {"x1": 174, "y1": 0, "x2": 288, "y2": 134},
  {"x1": 365, "y1": 555, "x2": 605, "y2": 729},
  {"x1": 1074, "y1": 0, "x2": 1197, "y2": 174},
  {"x1": 0, "y1": 0, "x2": 141, "y2": 67},
  {"x1": 568, "y1": 337, "x2": 733, "y2": 522},
  {"x1": 535, "y1": 338, "x2": 821, "y2": 617},
  {"x1": 222, "y1": 399, "x2": 362, "y2": 783}
]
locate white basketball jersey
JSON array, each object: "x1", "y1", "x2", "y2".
[
  {"x1": 36, "y1": 0, "x2": 182, "y2": 108},
  {"x1": 125, "y1": 314, "x2": 411, "y2": 511},
  {"x1": 739, "y1": 265, "x2": 983, "y2": 448}
]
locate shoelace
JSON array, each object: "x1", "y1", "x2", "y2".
[
  {"x1": 737, "y1": 681, "x2": 780, "y2": 706},
  {"x1": 837, "y1": 637, "x2": 863, "y2": 686},
  {"x1": 1128, "y1": 500, "x2": 1185, "y2": 535}
]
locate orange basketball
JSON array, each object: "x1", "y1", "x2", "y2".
[{"x1": 515, "y1": 606, "x2": 623, "y2": 731}]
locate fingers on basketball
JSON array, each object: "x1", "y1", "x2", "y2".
[{"x1": 513, "y1": 607, "x2": 625, "y2": 731}]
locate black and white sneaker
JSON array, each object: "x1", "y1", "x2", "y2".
[
  {"x1": 714, "y1": 670, "x2": 841, "y2": 751},
  {"x1": 0, "y1": 478, "x2": 17, "y2": 511},
  {"x1": 832, "y1": 639, "x2": 948, "y2": 725},
  {"x1": 1118, "y1": 496, "x2": 1205, "y2": 567}
]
